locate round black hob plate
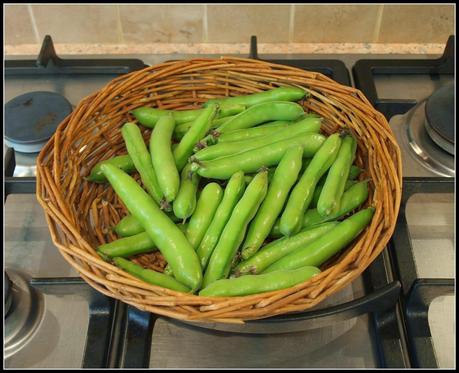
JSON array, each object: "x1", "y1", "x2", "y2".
[
  {"x1": 5, "y1": 91, "x2": 73, "y2": 153},
  {"x1": 425, "y1": 82, "x2": 454, "y2": 154}
]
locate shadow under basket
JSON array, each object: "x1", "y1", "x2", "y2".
[{"x1": 36, "y1": 57, "x2": 402, "y2": 324}]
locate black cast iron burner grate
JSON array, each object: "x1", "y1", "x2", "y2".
[
  {"x1": 352, "y1": 35, "x2": 454, "y2": 121},
  {"x1": 4, "y1": 35, "x2": 453, "y2": 368},
  {"x1": 248, "y1": 35, "x2": 351, "y2": 86}
]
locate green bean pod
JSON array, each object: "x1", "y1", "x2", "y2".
[
  {"x1": 177, "y1": 223, "x2": 188, "y2": 234},
  {"x1": 173, "y1": 163, "x2": 201, "y2": 221},
  {"x1": 219, "y1": 104, "x2": 247, "y2": 117},
  {"x1": 100, "y1": 163, "x2": 202, "y2": 292},
  {"x1": 196, "y1": 171, "x2": 246, "y2": 270},
  {"x1": 279, "y1": 133, "x2": 342, "y2": 236},
  {"x1": 97, "y1": 250, "x2": 110, "y2": 262},
  {"x1": 191, "y1": 132, "x2": 326, "y2": 180},
  {"x1": 244, "y1": 168, "x2": 276, "y2": 184},
  {"x1": 216, "y1": 114, "x2": 321, "y2": 144},
  {"x1": 215, "y1": 101, "x2": 305, "y2": 135},
  {"x1": 311, "y1": 179, "x2": 357, "y2": 208},
  {"x1": 121, "y1": 122, "x2": 165, "y2": 206},
  {"x1": 199, "y1": 266, "x2": 320, "y2": 297},
  {"x1": 349, "y1": 165, "x2": 362, "y2": 180},
  {"x1": 317, "y1": 134, "x2": 357, "y2": 217},
  {"x1": 98, "y1": 232, "x2": 156, "y2": 258},
  {"x1": 235, "y1": 222, "x2": 338, "y2": 276},
  {"x1": 202, "y1": 171, "x2": 269, "y2": 287},
  {"x1": 131, "y1": 104, "x2": 244, "y2": 128},
  {"x1": 113, "y1": 257, "x2": 190, "y2": 293},
  {"x1": 174, "y1": 115, "x2": 235, "y2": 140},
  {"x1": 270, "y1": 180, "x2": 369, "y2": 237},
  {"x1": 303, "y1": 180, "x2": 370, "y2": 228},
  {"x1": 133, "y1": 107, "x2": 202, "y2": 128},
  {"x1": 264, "y1": 207, "x2": 375, "y2": 273},
  {"x1": 193, "y1": 117, "x2": 321, "y2": 162},
  {"x1": 150, "y1": 114, "x2": 180, "y2": 202},
  {"x1": 163, "y1": 220, "x2": 190, "y2": 276},
  {"x1": 216, "y1": 121, "x2": 290, "y2": 143},
  {"x1": 114, "y1": 211, "x2": 182, "y2": 237},
  {"x1": 308, "y1": 162, "x2": 361, "y2": 209},
  {"x1": 240, "y1": 146, "x2": 304, "y2": 260},
  {"x1": 86, "y1": 154, "x2": 136, "y2": 183},
  {"x1": 186, "y1": 183, "x2": 223, "y2": 249},
  {"x1": 114, "y1": 214, "x2": 145, "y2": 237},
  {"x1": 163, "y1": 265, "x2": 174, "y2": 276},
  {"x1": 173, "y1": 104, "x2": 218, "y2": 171},
  {"x1": 203, "y1": 86, "x2": 307, "y2": 109}
]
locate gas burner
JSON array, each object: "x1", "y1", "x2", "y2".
[
  {"x1": 4, "y1": 269, "x2": 45, "y2": 359},
  {"x1": 424, "y1": 82, "x2": 454, "y2": 155},
  {"x1": 5, "y1": 91, "x2": 72, "y2": 153},
  {"x1": 404, "y1": 96, "x2": 455, "y2": 178}
]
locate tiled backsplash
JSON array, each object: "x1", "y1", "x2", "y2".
[{"x1": 5, "y1": 4, "x2": 455, "y2": 46}]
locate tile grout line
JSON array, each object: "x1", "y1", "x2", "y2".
[
  {"x1": 27, "y1": 4, "x2": 40, "y2": 43},
  {"x1": 116, "y1": 5, "x2": 124, "y2": 44},
  {"x1": 203, "y1": 4, "x2": 208, "y2": 43},
  {"x1": 289, "y1": 4, "x2": 295, "y2": 43},
  {"x1": 372, "y1": 4, "x2": 385, "y2": 43}
]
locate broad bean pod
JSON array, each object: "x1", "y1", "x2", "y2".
[{"x1": 191, "y1": 133, "x2": 325, "y2": 180}]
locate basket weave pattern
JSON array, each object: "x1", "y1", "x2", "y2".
[{"x1": 36, "y1": 57, "x2": 402, "y2": 323}]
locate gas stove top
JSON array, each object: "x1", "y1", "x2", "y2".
[{"x1": 4, "y1": 35, "x2": 455, "y2": 368}]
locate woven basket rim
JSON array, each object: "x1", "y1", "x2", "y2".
[{"x1": 36, "y1": 56, "x2": 402, "y2": 323}]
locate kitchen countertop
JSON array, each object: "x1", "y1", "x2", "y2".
[{"x1": 5, "y1": 42, "x2": 446, "y2": 56}]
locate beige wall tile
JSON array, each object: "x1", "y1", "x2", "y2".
[
  {"x1": 31, "y1": 4, "x2": 120, "y2": 43},
  {"x1": 119, "y1": 5, "x2": 203, "y2": 43},
  {"x1": 5, "y1": 4, "x2": 37, "y2": 44},
  {"x1": 378, "y1": 5, "x2": 454, "y2": 43},
  {"x1": 293, "y1": 5, "x2": 380, "y2": 43},
  {"x1": 207, "y1": 5, "x2": 290, "y2": 43}
]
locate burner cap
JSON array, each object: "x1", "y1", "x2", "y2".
[
  {"x1": 5, "y1": 91, "x2": 72, "y2": 153},
  {"x1": 425, "y1": 82, "x2": 454, "y2": 155},
  {"x1": 5, "y1": 269, "x2": 45, "y2": 359}
]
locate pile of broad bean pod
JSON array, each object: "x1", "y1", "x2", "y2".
[{"x1": 88, "y1": 87, "x2": 374, "y2": 296}]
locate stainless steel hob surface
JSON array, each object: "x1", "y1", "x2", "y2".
[{"x1": 4, "y1": 51, "x2": 455, "y2": 368}]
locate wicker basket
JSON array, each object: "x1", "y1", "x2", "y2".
[{"x1": 36, "y1": 57, "x2": 402, "y2": 324}]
